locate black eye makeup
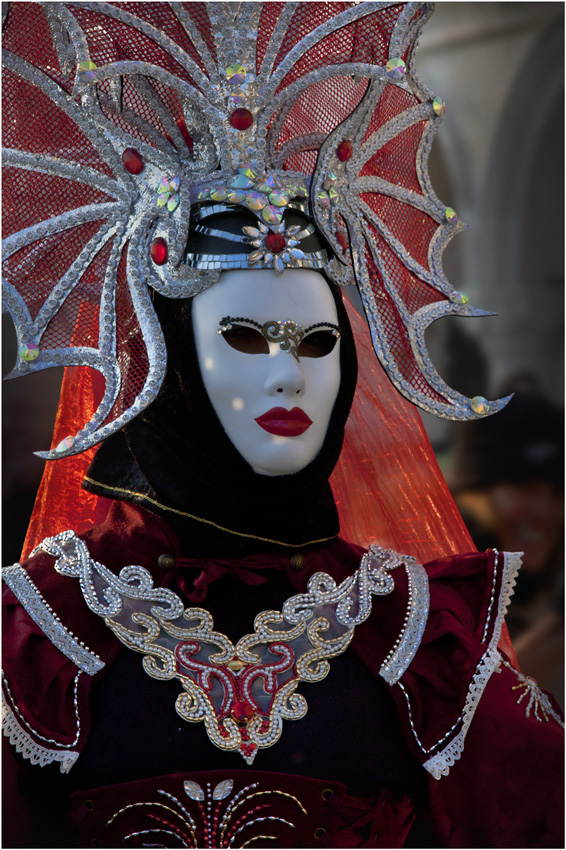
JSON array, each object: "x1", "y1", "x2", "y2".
[{"x1": 217, "y1": 316, "x2": 341, "y2": 360}]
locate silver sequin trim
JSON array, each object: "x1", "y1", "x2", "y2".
[{"x1": 2, "y1": 564, "x2": 104, "y2": 675}]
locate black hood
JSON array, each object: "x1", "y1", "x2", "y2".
[{"x1": 84, "y1": 281, "x2": 358, "y2": 557}]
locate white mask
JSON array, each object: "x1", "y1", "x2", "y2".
[{"x1": 192, "y1": 268, "x2": 341, "y2": 476}]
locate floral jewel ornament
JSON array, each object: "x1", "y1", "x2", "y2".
[
  {"x1": 2, "y1": 2, "x2": 511, "y2": 460},
  {"x1": 244, "y1": 222, "x2": 305, "y2": 274}
]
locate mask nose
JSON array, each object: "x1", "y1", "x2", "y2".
[{"x1": 263, "y1": 345, "x2": 306, "y2": 397}]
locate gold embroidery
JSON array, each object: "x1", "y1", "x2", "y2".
[
  {"x1": 83, "y1": 476, "x2": 337, "y2": 548},
  {"x1": 106, "y1": 779, "x2": 308, "y2": 848}
]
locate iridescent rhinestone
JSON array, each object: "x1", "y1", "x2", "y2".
[
  {"x1": 257, "y1": 173, "x2": 283, "y2": 193},
  {"x1": 168, "y1": 176, "x2": 180, "y2": 193},
  {"x1": 237, "y1": 165, "x2": 257, "y2": 179},
  {"x1": 231, "y1": 173, "x2": 254, "y2": 189},
  {"x1": 385, "y1": 57, "x2": 406, "y2": 80},
  {"x1": 156, "y1": 193, "x2": 170, "y2": 207},
  {"x1": 167, "y1": 195, "x2": 179, "y2": 212},
  {"x1": 226, "y1": 63, "x2": 246, "y2": 85},
  {"x1": 211, "y1": 186, "x2": 228, "y2": 201},
  {"x1": 230, "y1": 108, "x2": 253, "y2": 131},
  {"x1": 157, "y1": 177, "x2": 171, "y2": 194},
  {"x1": 268, "y1": 191, "x2": 289, "y2": 207},
  {"x1": 122, "y1": 148, "x2": 144, "y2": 174},
  {"x1": 244, "y1": 191, "x2": 267, "y2": 210},
  {"x1": 328, "y1": 186, "x2": 339, "y2": 205},
  {"x1": 55, "y1": 436, "x2": 75, "y2": 453},
  {"x1": 227, "y1": 190, "x2": 245, "y2": 203},
  {"x1": 316, "y1": 190, "x2": 331, "y2": 209},
  {"x1": 18, "y1": 343, "x2": 39, "y2": 362},
  {"x1": 324, "y1": 171, "x2": 338, "y2": 188},
  {"x1": 445, "y1": 207, "x2": 458, "y2": 223},
  {"x1": 197, "y1": 190, "x2": 209, "y2": 200},
  {"x1": 261, "y1": 206, "x2": 283, "y2": 225},
  {"x1": 230, "y1": 87, "x2": 246, "y2": 106},
  {"x1": 449, "y1": 291, "x2": 469, "y2": 305},
  {"x1": 432, "y1": 96, "x2": 446, "y2": 117},
  {"x1": 77, "y1": 60, "x2": 97, "y2": 82},
  {"x1": 471, "y1": 396, "x2": 490, "y2": 415}
]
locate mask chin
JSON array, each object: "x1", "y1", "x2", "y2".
[{"x1": 192, "y1": 268, "x2": 342, "y2": 477}]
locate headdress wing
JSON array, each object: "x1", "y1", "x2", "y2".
[{"x1": 2, "y1": 2, "x2": 509, "y2": 459}]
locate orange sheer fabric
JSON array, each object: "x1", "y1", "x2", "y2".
[
  {"x1": 331, "y1": 300, "x2": 474, "y2": 560},
  {"x1": 21, "y1": 366, "x2": 112, "y2": 561}
]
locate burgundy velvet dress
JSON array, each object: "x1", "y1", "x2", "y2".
[{"x1": 3, "y1": 500, "x2": 563, "y2": 848}]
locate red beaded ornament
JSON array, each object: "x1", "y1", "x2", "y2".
[
  {"x1": 122, "y1": 147, "x2": 144, "y2": 174},
  {"x1": 150, "y1": 237, "x2": 168, "y2": 265},
  {"x1": 264, "y1": 232, "x2": 286, "y2": 253},
  {"x1": 337, "y1": 139, "x2": 353, "y2": 161},
  {"x1": 335, "y1": 231, "x2": 348, "y2": 253},
  {"x1": 230, "y1": 108, "x2": 253, "y2": 130}
]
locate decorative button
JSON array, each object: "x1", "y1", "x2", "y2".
[
  {"x1": 150, "y1": 237, "x2": 168, "y2": 265},
  {"x1": 84, "y1": 800, "x2": 95, "y2": 811},
  {"x1": 315, "y1": 827, "x2": 327, "y2": 840},
  {"x1": 157, "y1": 553, "x2": 176, "y2": 570},
  {"x1": 289, "y1": 554, "x2": 305, "y2": 571},
  {"x1": 122, "y1": 148, "x2": 144, "y2": 174},
  {"x1": 321, "y1": 788, "x2": 333, "y2": 800}
]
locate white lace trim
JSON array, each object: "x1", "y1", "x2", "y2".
[
  {"x1": 1, "y1": 693, "x2": 79, "y2": 773},
  {"x1": 423, "y1": 551, "x2": 521, "y2": 780}
]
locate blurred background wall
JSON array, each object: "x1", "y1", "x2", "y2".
[
  {"x1": 3, "y1": 3, "x2": 564, "y2": 697},
  {"x1": 417, "y1": 1, "x2": 564, "y2": 448}
]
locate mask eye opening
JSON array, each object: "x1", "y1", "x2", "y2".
[{"x1": 218, "y1": 323, "x2": 269, "y2": 355}]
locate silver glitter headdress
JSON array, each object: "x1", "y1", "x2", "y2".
[{"x1": 2, "y1": 2, "x2": 510, "y2": 459}]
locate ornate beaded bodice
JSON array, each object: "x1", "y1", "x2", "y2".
[{"x1": 35, "y1": 533, "x2": 429, "y2": 764}]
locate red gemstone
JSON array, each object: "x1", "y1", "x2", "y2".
[
  {"x1": 335, "y1": 231, "x2": 348, "y2": 253},
  {"x1": 232, "y1": 701, "x2": 255, "y2": 723},
  {"x1": 337, "y1": 139, "x2": 353, "y2": 162},
  {"x1": 230, "y1": 108, "x2": 253, "y2": 131},
  {"x1": 122, "y1": 147, "x2": 144, "y2": 174},
  {"x1": 150, "y1": 237, "x2": 168, "y2": 265},
  {"x1": 264, "y1": 232, "x2": 286, "y2": 254}
]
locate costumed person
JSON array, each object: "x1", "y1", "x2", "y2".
[{"x1": 2, "y1": 3, "x2": 563, "y2": 848}]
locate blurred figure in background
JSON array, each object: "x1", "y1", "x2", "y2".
[{"x1": 450, "y1": 374, "x2": 564, "y2": 707}]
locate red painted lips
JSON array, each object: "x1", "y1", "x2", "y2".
[{"x1": 254, "y1": 407, "x2": 313, "y2": 437}]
